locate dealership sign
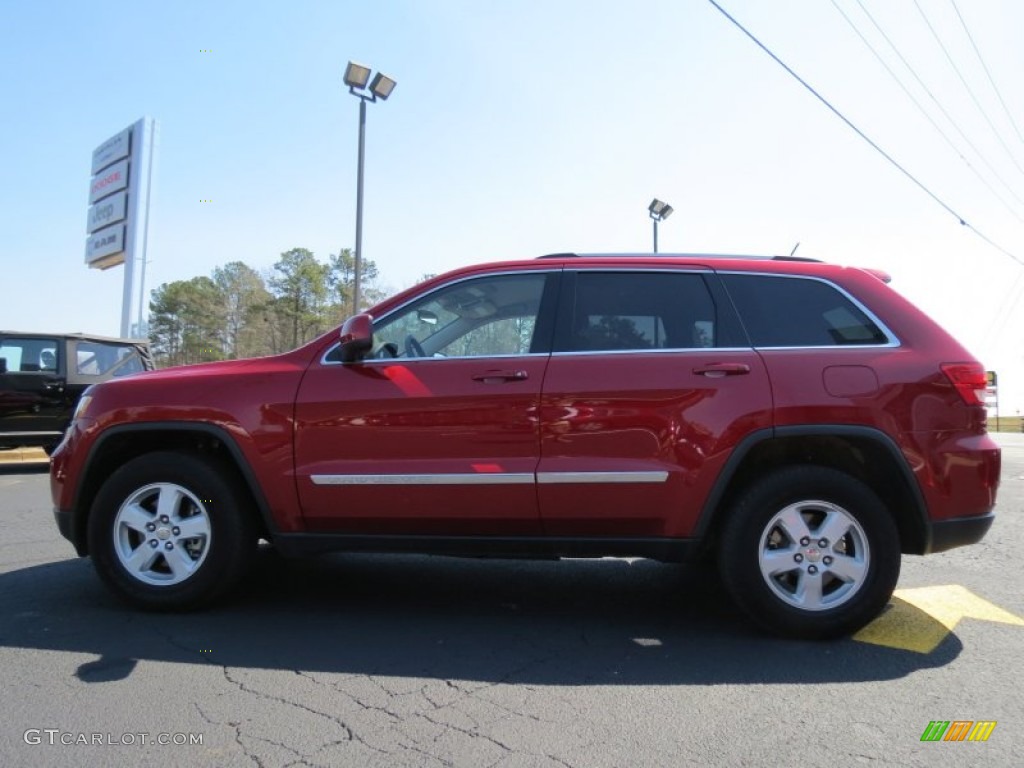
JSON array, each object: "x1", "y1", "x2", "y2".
[
  {"x1": 84, "y1": 117, "x2": 159, "y2": 336},
  {"x1": 85, "y1": 224, "x2": 125, "y2": 269},
  {"x1": 91, "y1": 126, "x2": 131, "y2": 175},
  {"x1": 88, "y1": 159, "x2": 130, "y2": 205},
  {"x1": 87, "y1": 189, "x2": 128, "y2": 233}
]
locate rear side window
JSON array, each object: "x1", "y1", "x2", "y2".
[
  {"x1": 559, "y1": 272, "x2": 720, "y2": 352},
  {"x1": 721, "y1": 274, "x2": 889, "y2": 347},
  {"x1": 74, "y1": 340, "x2": 147, "y2": 377}
]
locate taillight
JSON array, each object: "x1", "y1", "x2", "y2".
[{"x1": 940, "y1": 363, "x2": 988, "y2": 406}]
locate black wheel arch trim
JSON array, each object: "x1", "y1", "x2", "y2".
[
  {"x1": 73, "y1": 422, "x2": 279, "y2": 546},
  {"x1": 696, "y1": 424, "x2": 930, "y2": 551}
]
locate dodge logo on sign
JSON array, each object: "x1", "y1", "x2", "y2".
[{"x1": 88, "y1": 158, "x2": 129, "y2": 204}]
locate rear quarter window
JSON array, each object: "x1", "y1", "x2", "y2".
[{"x1": 721, "y1": 274, "x2": 890, "y2": 347}]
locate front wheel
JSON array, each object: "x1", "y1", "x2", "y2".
[
  {"x1": 718, "y1": 466, "x2": 901, "y2": 639},
  {"x1": 87, "y1": 451, "x2": 256, "y2": 610}
]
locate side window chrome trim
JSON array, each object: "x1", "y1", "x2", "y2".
[
  {"x1": 718, "y1": 270, "x2": 901, "y2": 349},
  {"x1": 322, "y1": 351, "x2": 550, "y2": 366},
  {"x1": 550, "y1": 347, "x2": 753, "y2": 358},
  {"x1": 320, "y1": 268, "x2": 558, "y2": 366}
]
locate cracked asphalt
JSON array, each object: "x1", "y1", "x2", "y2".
[{"x1": 1, "y1": 435, "x2": 1022, "y2": 767}]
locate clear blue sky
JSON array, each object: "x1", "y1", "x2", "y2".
[{"x1": 2, "y1": 0, "x2": 1023, "y2": 409}]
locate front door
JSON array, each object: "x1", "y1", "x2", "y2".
[
  {"x1": 0, "y1": 335, "x2": 66, "y2": 445},
  {"x1": 294, "y1": 270, "x2": 559, "y2": 535}
]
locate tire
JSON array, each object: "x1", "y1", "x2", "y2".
[
  {"x1": 718, "y1": 466, "x2": 900, "y2": 639},
  {"x1": 87, "y1": 451, "x2": 256, "y2": 610}
]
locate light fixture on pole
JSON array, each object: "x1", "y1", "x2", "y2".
[
  {"x1": 344, "y1": 60, "x2": 396, "y2": 314},
  {"x1": 648, "y1": 198, "x2": 673, "y2": 253}
]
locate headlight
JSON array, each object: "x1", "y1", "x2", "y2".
[{"x1": 72, "y1": 394, "x2": 93, "y2": 421}]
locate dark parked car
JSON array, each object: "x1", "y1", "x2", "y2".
[
  {"x1": 50, "y1": 255, "x2": 1000, "y2": 638},
  {"x1": 0, "y1": 332, "x2": 152, "y2": 452}
]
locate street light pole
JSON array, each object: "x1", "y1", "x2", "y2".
[
  {"x1": 353, "y1": 97, "x2": 367, "y2": 315},
  {"x1": 344, "y1": 61, "x2": 397, "y2": 316},
  {"x1": 648, "y1": 198, "x2": 674, "y2": 254}
]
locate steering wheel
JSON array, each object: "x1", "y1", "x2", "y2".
[
  {"x1": 404, "y1": 335, "x2": 426, "y2": 358},
  {"x1": 374, "y1": 342, "x2": 399, "y2": 359}
]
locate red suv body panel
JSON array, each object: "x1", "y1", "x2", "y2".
[
  {"x1": 537, "y1": 347, "x2": 772, "y2": 538},
  {"x1": 51, "y1": 255, "x2": 999, "y2": 565}
]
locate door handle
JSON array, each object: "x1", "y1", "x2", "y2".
[
  {"x1": 472, "y1": 370, "x2": 529, "y2": 383},
  {"x1": 693, "y1": 363, "x2": 751, "y2": 378}
]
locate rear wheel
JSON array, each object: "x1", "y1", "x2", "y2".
[
  {"x1": 87, "y1": 451, "x2": 256, "y2": 610},
  {"x1": 718, "y1": 466, "x2": 900, "y2": 639}
]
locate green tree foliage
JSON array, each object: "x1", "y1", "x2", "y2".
[
  {"x1": 328, "y1": 248, "x2": 384, "y2": 317},
  {"x1": 146, "y1": 246, "x2": 390, "y2": 367},
  {"x1": 268, "y1": 248, "x2": 332, "y2": 350},
  {"x1": 149, "y1": 277, "x2": 226, "y2": 366},
  {"x1": 212, "y1": 261, "x2": 273, "y2": 359}
]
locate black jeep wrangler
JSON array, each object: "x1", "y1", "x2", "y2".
[{"x1": 0, "y1": 332, "x2": 153, "y2": 453}]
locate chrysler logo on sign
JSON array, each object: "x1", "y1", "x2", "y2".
[{"x1": 91, "y1": 126, "x2": 132, "y2": 175}]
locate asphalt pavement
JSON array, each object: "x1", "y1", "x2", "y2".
[{"x1": 0, "y1": 436, "x2": 1021, "y2": 767}]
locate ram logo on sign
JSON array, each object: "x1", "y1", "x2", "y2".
[{"x1": 85, "y1": 224, "x2": 125, "y2": 269}]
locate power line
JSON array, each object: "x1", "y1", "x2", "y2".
[
  {"x1": 950, "y1": 0, "x2": 1024, "y2": 145},
  {"x1": 829, "y1": 0, "x2": 1024, "y2": 223},
  {"x1": 853, "y1": 0, "x2": 1022, "y2": 204},
  {"x1": 704, "y1": 0, "x2": 1024, "y2": 268},
  {"x1": 913, "y1": 0, "x2": 1024, "y2": 176},
  {"x1": 984, "y1": 268, "x2": 1024, "y2": 343}
]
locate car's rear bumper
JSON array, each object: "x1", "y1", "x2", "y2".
[{"x1": 925, "y1": 512, "x2": 995, "y2": 554}]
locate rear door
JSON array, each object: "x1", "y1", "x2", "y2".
[{"x1": 537, "y1": 269, "x2": 773, "y2": 538}]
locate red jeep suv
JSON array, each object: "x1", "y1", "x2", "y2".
[{"x1": 49, "y1": 254, "x2": 1000, "y2": 638}]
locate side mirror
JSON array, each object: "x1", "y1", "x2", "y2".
[{"x1": 339, "y1": 313, "x2": 373, "y2": 363}]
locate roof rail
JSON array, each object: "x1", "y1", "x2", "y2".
[
  {"x1": 536, "y1": 252, "x2": 823, "y2": 263},
  {"x1": 771, "y1": 255, "x2": 823, "y2": 263}
]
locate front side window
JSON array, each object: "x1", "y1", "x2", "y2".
[
  {"x1": 721, "y1": 274, "x2": 890, "y2": 347},
  {"x1": 0, "y1": 337, "x2": 59, "y2": 373},
  {"x1": 368, "y1": 273, "x2": 548, "y2": 360},
  {"x1": 559, "y1": 271, "x2": 719, "y2": 352}
]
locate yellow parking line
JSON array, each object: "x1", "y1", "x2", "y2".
[{"x1": 854, "y1": 585, "x2": 1024, "y2": 653}]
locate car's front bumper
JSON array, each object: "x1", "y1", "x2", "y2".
[{"x1": 53, "y1": 506, "x2": 87, "y2": 556}]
